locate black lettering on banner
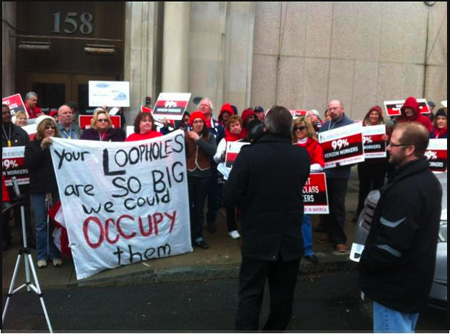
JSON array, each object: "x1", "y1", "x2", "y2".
[
  {"x1": 54, "y1": 149, "x2": 90, "y2": 169},
  {"x1": 64, "y1": 184, "x2": 94, "y2": 197},
  {"x1": 82, "y1": 201, "x2": 115, "y2": 214},
  {"x1": 113, "y1": 244, "x2": 172, "y2": 264},
  {"x1": 173, "y1": 134, "x2": 185, "y2": 153},
  {"x1": 112, "y1": 176, "x2": 142, "y2": 198},
  {"x1": 103, "y1": 149, "x2": 126, "y2": 176}
]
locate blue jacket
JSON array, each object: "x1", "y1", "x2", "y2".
[{"x1": 319, "y1": 114, "x2": 354, "y2": 179}]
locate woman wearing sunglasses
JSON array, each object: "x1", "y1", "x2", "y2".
[
  {"x1": 24, "y1": 115, "x2": 63, "y2": 269},
  {"x1": 80, "y1": 108, "x2": 125, "y2": 142},
  {"x1": 293, "y1": 117, "x2": 325, "y2": 263}
]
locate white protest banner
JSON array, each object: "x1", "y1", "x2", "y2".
[
  {"x1": 318, "y1": 122, "x2": 365, "y2": 168},
  {"x1": 425, "y1": 139, "x2": 447, "y2": 173},
  {"x1": 50, "y1": 130, "x2": 192, "y2": 280},
  {"x1": 2, "y1": 94, "x2": 27, "y2": 117},
  {"x1": 362, "y1": 125, "x2": 387, "y2": 159},
  {"x1": 302, "y1": 173, "x2": 329, "y2": 214},
  {"x1": 88, "y1": 81, "x2": 130, "y2": 107},
  {"x1": 152, "y1": 93, "x2": 191, "y2": 121},
  {"x1": 384, "y1": 99, "x2": 430, "y2": 117},
  {"x1": 2, "y1": 146, "x2": 29, "y2": 186}
]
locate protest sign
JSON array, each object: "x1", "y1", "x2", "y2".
[
  {"x1": 425, "y1": 139, "x2": 447, "y2": 173},
  {"x1": 2, "y1": 94, "x2": 27, "y2": 117},
  {"x1": 302, "y1": 173, "x2": 329, "y2": 214},
  {"x1": 2, "y1": 146, "x2": 29, "y2": 186},
  {"x1": 362, "y1": 125, "x2": 387, "y2": 159},
  {"x1": 290, "y1": 110, "x2": 308, "y2": 118},
  {"x1": 152, "y1": 93, "x2": 191, "y2": 121},
  {"x1": 384, "y1": 99, "x2": 430, "y2": 117},
  {"x1": 88, "y1": 81, "x2": 130, "y2": 107},
  {"x1": 79, "y1": 115, "x2": 122, "y2": 130},
  {"x1": 318, "y1": 122, "x2": 365, "y2": 168},
  {"x1": 50, "y1": 130, "x2": 192, "y2": 280},
  {"x1": 225, "y1": 142, "x2": 249, "y2": 169}
]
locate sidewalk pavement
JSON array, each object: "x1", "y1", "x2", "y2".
[{"x1": 2, "y1": 168, "x2": 361, "y2": 291}]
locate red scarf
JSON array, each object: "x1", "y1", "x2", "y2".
[
  {"x1": 225, "y1": 129, "x2": 243, "y2": 142},
  {"x1": 432, "y1": 126, "x2": 447, "y2": 138}
]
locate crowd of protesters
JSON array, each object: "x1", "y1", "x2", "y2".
[{"x1": 2, "y1": 90, "x2": 446, "y2": 332}]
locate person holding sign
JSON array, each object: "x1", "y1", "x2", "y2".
[
  {"x1": 126, "y1": 112, "x2": 162, "y2": 141},
  {"x1": 2, "y1": 104, "x2": 34, "y2": 251},
  {"x1": 214, "y1": 115, "x2": 245, "y2": 240},
  {"x1": 186, "y1": 111, "x2": 217, "y2": 249},
  {"x1": 80, "y1": 108, "x2": 125, "y2": 142},
  {"x1": 430, "y1": 108, "x2": 447, "y2": 139},
  {"x1": 24, "y1": 115, "x2": 62, "y2": 268},
  {"x1": 224, "y1": 106, "x2": 310, "y2": 331},
  {"x1": 397, "y1": 96, "x2": 432, "y2": 133},
  {"x1": 293, "y1": 117, "x2": 325, "y2": 264},
  {"x1": 318, "y1": 100, "x2": 355, "y2": 252},
  {"x1": 359, "y1": 123, "x2": 442, "y2": 333},
  {"x1": 356, "y1": 106, "x2": 390, "y2": 219}
]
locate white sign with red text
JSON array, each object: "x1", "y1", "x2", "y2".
[
  {"x1": 318, "y1": 122, "x2": 365, "y2": 168},
  {"x1": 425, "y1": 139, "x2": 447, "y2": 173},
  {"x1": 2, "y1": 146, "x2": 29, "y2": 186},
  {"x1": 362, "y1": 125, "x2": 387, "y2": 159},
  {"x1": 50, "y1": 130, "x2": 192, "y2": 280}
]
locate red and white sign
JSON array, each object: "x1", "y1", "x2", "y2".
[
  {"x1": 362, "y1": 125, "x2": 387, "y2": 159},
  {"x1": 290, "y1": 110, "x2": 308, "y2": 118},
  {"x1": 225, "y1": 141, "x2": 249, "y2": 169},
  {"x1": 79, "y1": 115, "x2": 122, "y2": 130},
  {"x1": 2, "y1": 146, "x2": 29, "y2": 186},
  {"x1": 384, "y1": 99, "x2": 431, "y2": 117},
  {"x1": 152, "y1": 93, "x2": 191, "y2": 121},
  {"x1": 2, "y1": 94, "x2": 27, "y2": 117},
  {"x1": 318, "y1": 122, "x2": 365, "y2": 168},
  {"x1": 303, "y1": 173, "x2": 329, "y2": 214},
  {"x1": 425, "y1": 139, "x2": 447, "y2": 174}
]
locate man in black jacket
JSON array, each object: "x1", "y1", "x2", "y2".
[
  {"x1": 359, "y1": 122, "x2": 442, "y2": 333},
  {"x1": 224, "y1": 106, "x2": 310, "y2": 331},
  {"x1": 2, "y1": 104, "x2": 34, "y2": 250}
]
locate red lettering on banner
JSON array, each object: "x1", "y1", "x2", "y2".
[{"x1": 82, "y1": 211, "x2": 178, "y2": 249}]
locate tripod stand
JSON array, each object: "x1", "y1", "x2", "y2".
[{"x1": 2, "y1": 177, "x2": 53, "y2": 332}]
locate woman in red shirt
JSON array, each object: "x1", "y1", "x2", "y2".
[
  {"x1": 126, "y1": 112, "x2": 163, "y2": 142},
  {"x1": 293, "y1": 117, "x2": 325, "y2": 263}
]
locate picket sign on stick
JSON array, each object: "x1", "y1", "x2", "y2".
[
  {"x1": 425, "y1": 139, "x2": 447, "y2": 174},
  {"x1": 362, "y1": 125, "x2": 387, "y2": 159},
  {"x1": 50, "y1": 130, "x2": 192, "y2": 280}
]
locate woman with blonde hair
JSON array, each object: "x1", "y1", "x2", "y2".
[
  {"x1": 24, "y1": 116, "x2": 62, "y2": 268},
  {"x1": 13, "y1": 111, "x2": 29, "y2": 127},
  {"x1": 80, "y1": 108, "x2": 125, "y2": 141},
  {"x1": 293, "y1": 116, "x2": 325, "y2": 263}
]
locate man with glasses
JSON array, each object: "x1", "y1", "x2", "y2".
[
  {"x1": 318, "y1": 100, "x2": 354, "y2": 252},
  {"x1": 2, "y1": 104, "x2": 35, "y2": 251},
  {"x1": 359, "y1": 122, "x2": 442, "y2": 333}
]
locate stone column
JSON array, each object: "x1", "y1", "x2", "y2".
[
  {"x1": 124, "y1": 2, "x2": 163, "y2": 121},
  {"x1": 162, "y1": 2, "x2": 190, "y2": 93},
  {"x1": 2, "y1": 2, "x2": 17, "y2": 97}
]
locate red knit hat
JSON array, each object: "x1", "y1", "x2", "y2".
[
  {"x1": 220, "y1": 103, "x2": 234, "y2": 114},
  {"x1": 189, "y1": 111, "x2": 206, "y2": 125}
]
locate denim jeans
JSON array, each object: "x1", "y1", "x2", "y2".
[
  {"x1": 302, "y1": 214, "x2": 314, "y2": 256},
  {"x1": 373, "y1": 301, "x2": 419, "y2": 333},
  {"x1": 30, "y1": 193, "x2": 61, "y2": 261}
]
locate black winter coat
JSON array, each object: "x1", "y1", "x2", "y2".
[
  {"x1": 223, "y1": 134, "x2": 310, "y2": 261},
  {"x1": 2, "y1": 123, "x2": 30, "y2": 147},
  {"x1": 359, "y1": 158, "x2": 442, "y2": 313},
  {"x1": 24, "y1": 140, "x2": 58, "y2": 194}
]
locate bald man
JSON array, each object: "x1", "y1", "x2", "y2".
[{"x1": 56, "y1": 105, "x2": 82, "y2": 139}]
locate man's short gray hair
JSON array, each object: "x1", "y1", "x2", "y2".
[
  {"x1": 264, "y1": 106, "x2": 293, "y2": 138},
  {"x1": 25, "y1": 91, "x2": 38, "y2": 100}
]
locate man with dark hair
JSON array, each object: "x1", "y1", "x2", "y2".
[
  {"x1": 2, "y1": 104, "x2": 35, "y2": 250},
  {"x1": 359, "y1": 122, "x2": 442, "y2": 333},
  {"x1": 224, "y1": 106, "x2": 310, "y2": 331}
]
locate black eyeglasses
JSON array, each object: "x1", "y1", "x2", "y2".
[
  {"x1": 388, "y1": 142, "x2": 410, "y2": 148},
  {"x1": 295, "y1": 126, "x2": 306, "y2": 131},
  {"x1": 45, "y1": 126, "x2": 55, "y2": 130}
]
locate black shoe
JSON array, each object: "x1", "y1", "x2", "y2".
[
  {"x1": 207, "y1": 224, "x2": 217, "y2": 233},
  {"x1": 304, "y1": 255, "x2": 318, "y2": 264},
  {"x1": 193, "y1": 240, "x2": 209, "y2": 249}
]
